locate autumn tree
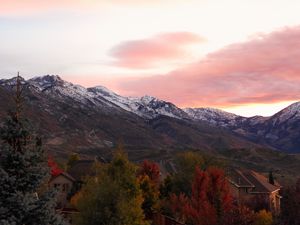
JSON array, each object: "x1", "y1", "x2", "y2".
[
  {"x1": 48, "y1": 156, "x2": 63, "y2": 176},
  {"x1": 138, "y1": 160, "x2": 160, "y2": 185},
  {"x1": 224, "y1": 205, "x2": 255, "y2": 225},
  {"x1": 172, "y1": 151, "x2": 205, "y2": 195},
  {"x1": 169, "y1": 167, "x2": 233, "y2": 225},
  {"x1": 0, "y1": 75, "x2": 66, "y2": 225},
  {"x1": 137, "y1": 160, "x2": 161, "y2": 216},
  {"x1": 169, "y1": 151, "x2": 224, "y2": 196},
  {"x1": 254, "y1": 209, "x2": 273, "y2": 225},
  {"x1": 73, "y1": 150, "x2": 149, "y2": 225}
]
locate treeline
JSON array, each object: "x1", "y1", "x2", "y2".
[{"x1": 69, "y1": 150, "x2": 300, "y2": 225}]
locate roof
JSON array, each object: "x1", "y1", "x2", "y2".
[
  {"x1": 67, "y1": 160, "x2": 97, "y2": 181},
  {"x1": 228, "y1": 169, "x2": 255, "y2": 188},
  {"x1": 50, "y1": 172, "x2": 76, "y2": 183},
  {"x1": 228, "y1": 169, "x2": 280, "y2": 193}
]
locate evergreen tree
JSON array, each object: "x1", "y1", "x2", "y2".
[
  {"x1": 268, "y1": 171, "x2": 275, "y2": 185},
  {"x1": 0, "y1": 75, "x2": 66, "y2": 225}
]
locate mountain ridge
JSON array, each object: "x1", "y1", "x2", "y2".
[{"x1": 1, "y1": 75, "x2": 299, "y2": 153}]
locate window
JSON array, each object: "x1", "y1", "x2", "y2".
[{"x1": 62, "y1": 183, "x2": 69, "y2": 192}]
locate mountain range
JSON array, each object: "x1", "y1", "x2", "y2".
[{"x1": 1, "y1": 75, "x2": 300, "y2": 181}]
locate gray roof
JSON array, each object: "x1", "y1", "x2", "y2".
[{"x1": 228, "y1": 169, "x2": 280, "y2": 193}]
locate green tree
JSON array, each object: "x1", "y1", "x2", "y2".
[
  {"x1": 66, "y1": 153, "x2": 80, "y2": 169},
  {"x1": 0, "y1": 75, "x2": 66, "y2": 225},
  {"x1": 268, "y1": 171, "x2": 275, "y2": 185},
  {"x1": 74, "y1": 151, "x2": 149, "y2": 225},
  {"x1": 172, "y1": 151, "x2": 205, "y2": 195}
]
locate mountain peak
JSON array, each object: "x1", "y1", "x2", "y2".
[
  {"x1": 0, "y1": 76, "x2": 26, "y2": 86},
  {"x1": 89, "y1": 85, "x2": 119, "y2": 97},
  {"x1": 271, "y1": 101, "x2": 300, "y2": 124},
  {"x1": 28, "y1": 75, "x2": 64, "y2": 90},
  {"x1": 140, "y1": 95, "x2": 158, "y2": 104}
]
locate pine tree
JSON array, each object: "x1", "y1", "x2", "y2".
[
  {"x1": 268, "y1": 171, "x2": 274, "y2": 185},
  {"x1": 0, "y1": 74, "x2": 66, "y2": 225}
]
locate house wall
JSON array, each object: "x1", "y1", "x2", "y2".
[
  {"x1": 229, "y1": 183, "x2": 253, "y2": 204},
  {"x1": 229, "y1": 183, "x2": 281, "y2": 214},
  {"x1": 269, "y1": 190, "x2": 280, "y2": 214},
  {"x1": 49, "y1": 175, "x2": 74, "y2": 207}
]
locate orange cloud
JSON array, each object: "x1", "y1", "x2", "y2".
[
  {"x1": 111, "y1": 26, "x2": 300, "y2": 108},
  {"x1": 108, "y1": 32, "x2": 205, "y2": 68}
]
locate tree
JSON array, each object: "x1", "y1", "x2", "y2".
[
  {"x1": 137, "y1": 160, "x2": 161, "y2": 216},
  {"x1": 169, "y1": 167, "x2": 233, "y2": 225},
  {"x1": 66, "y1": 153, "x2": 80, "y2": 170},
  {"x1": 159, "y1": 175, "x2": 174, "y2": 199},
  {"x1": 138, "y1": 160, "x2": 160, "y2": 185},
  {"x1": 48, "y1": 156, "x2": 63, "y2": 176},
  {"x1": 172, "y1": 151, "x2": 205, "y2": 195},
  {"x1": 280, "y1": 179, "x2": 300, "y2": 225},
  {"x1": 0, "y1": 75, "x2": 66, "y2": 225},
  {"x1": 254, "y1": 209, "x2": 273, "y2": 225},
  {"x1": 73, "y1": 150, "x2": 149, "y2": 225},
  {"x1": 268, "y1": 171, "x2": 275, "y2": 185},
  {"x1": 224, "y1": 205, "x2": 255, "y2": 225}
]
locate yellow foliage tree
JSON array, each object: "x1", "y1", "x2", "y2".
[
  {"x1": 254, "y1": 209, "x2": 273, "y2": 225},
  {"x1": 72, "y1": 150, "x2": 149, "y2": 225}
]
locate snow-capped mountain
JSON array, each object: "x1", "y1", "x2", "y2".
[
  {"x1": 269, "y1": 101, "x2": 300, "y2": 126},
  {"x1": 3, "y1": 75, "x2": 188, "y2": 120},
  {"x1": 88, "y1": 86, "x2": 190, "y2": 119},
  {"x1": 184, "y1": 107, "x2": 241, "y2": 126},
  {"x1": 0, "y1": 75, "x2": 244, "y2": 122},
  {"x1": 1, "y1": 75, "x2": 300, "y2": 153},
  {"x1": 0, "y1": 75, "x2": 259, "y2": 156}
]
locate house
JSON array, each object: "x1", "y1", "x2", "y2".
[
  {"x1": 67, "y1": 160, "x2": 95, "y2": 181},
  {"x1": 49, "y1": 172, "x2": 76, "y2": 208},
  {"x1": 227, "y1": 169, "x2": 282, "y2": 214},
  {"x1": 67, "y1": 159, "x2": 101, "y2": 182}
]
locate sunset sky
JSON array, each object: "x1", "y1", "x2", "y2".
[{"x1": 1, "y1": 0, "x2": 300, "y2": 116}]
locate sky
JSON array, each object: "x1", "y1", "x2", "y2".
[{"x1": 1, "y1": 0, "x2": 300, "y2": 117}]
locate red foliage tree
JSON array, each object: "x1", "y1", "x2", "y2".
[
  {"x1": 224, "y1": 205, "x2": 255, "y2": 225},
  {"x1": 169, "y1": 167, "x2": 233, "y2": 225},
  {"x1": 138, "y1": 160, "x2": 160, "y2": 185},
  {"x1": 48, "y1": 156, "x2": 63, "y2": 177},
  {"x1": 137, "y1": 160, "x2": 161, "y2": 216}
]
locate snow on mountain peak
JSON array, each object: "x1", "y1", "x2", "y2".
[
  {"x1": 28, "y1": 75, "x2": 64, "y2": 90},
  {"x1": 183, "y1": 107, "x2": 240, "y2": 126},
  {"x1": 0, "y1": 76, "x2": 26, "y2": 86},
  {"x1": 272, "y1": 101, "x2": 300, "y2": 124},
  {"x1": 140, "y1": 95, "x2": 158, "y2": 104}
]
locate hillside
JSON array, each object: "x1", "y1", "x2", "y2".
[{"x1": 0, "y1": 75, "x2": 299, "y2": 182}]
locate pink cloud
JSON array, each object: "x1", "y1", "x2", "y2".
[
  {"x1": 0, "y1": 1, "x2": 73, "y2": 16},
  {"x1": 108, "y1": 32, "x2": 205, "y2": 68},
  {"x1": 0, "y1": 0, "x2": 182, "y2": 16},
  {"x1": 111, "y1": 26, "x2": 300, "y2": 108}
]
